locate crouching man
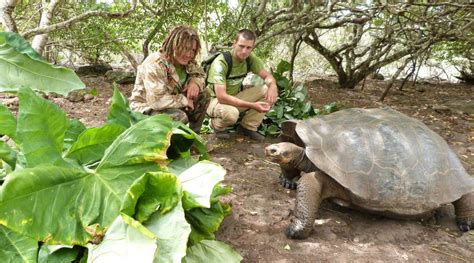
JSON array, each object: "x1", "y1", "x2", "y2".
[
  {"x1": 129, "y1": 25, "x2": 209, "y2": 133},
  {"x1": 206, "y1": 29, "x2": 278, "y2": 141}
]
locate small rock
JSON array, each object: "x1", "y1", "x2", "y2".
[
  {"x1": 75, "y1": 64, "x2": 113, "y2": 75},
  {"x1": 370, "y1": 72, "x2": 384, "y2": 80},
  {"x1": 84, "y1": 94, "x2": 95, "y2": 102},
  {"x1": 67, "y1": 91, "x2": 85, "y2": 102},
  {"x1": 284, "y1": 244, "x2": 291, "y2": 250},
  {"x1": 415, "y1": 86, "x2": 426, "y2": 92},
  {"x1": 105, "y1": 70, "x2": 136, "y2": 84},
  {"x1": 432, "y1": 105, "x2": 451, "y2": 114}
]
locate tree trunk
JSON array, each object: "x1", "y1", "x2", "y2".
[
  {"x1": 289, "y1": 33, "x2": 303, "y2": 85},
  {"x1": 399, "y1": 59, "x2": 416, "y2": 91},
  {"x1": 142, "y1": 23, "x2": 161, "y2": 60},
  {"x1": 0, "y1": 0, "x2": 18, "y2": 32},
  {"x1": 303, "y1": 32, "x2": 349, "y2": 87},
  {"x1": 380, "y1": 58, "x2": 410, "y2": 102},
  {"x1": 31, "y1": 0, "x2": 62, "y2": 55}
]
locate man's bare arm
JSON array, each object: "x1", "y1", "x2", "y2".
[
  {"x1": 214, "y1": 84, "x2": 269, "y2": 113},
  {"x1": 258, "y1": 69, "x2": 278, "y2": 105}
]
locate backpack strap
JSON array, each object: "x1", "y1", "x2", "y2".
[
  {"x1": 222, "y1": 51, "x2": 233, "y2": 79},
  {"x1": 221, "y1": 51, "x2": 253, "y2": 93},
  {"x1": 223, "y1": 51, "x2": 252, "y2": 80}
]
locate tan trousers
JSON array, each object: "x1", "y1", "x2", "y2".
[{"x1": 207, "y1": 85, "x2": 268, "y2": 131}]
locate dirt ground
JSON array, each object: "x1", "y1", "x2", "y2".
[{"x1": 2, "y1": 74, "x2": 472, "y2": 262}]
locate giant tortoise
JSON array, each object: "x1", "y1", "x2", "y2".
[{"x1": 265, "y1": 108, "x2": 474, "y2": 239}]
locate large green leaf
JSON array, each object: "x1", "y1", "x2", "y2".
[
  {"x1": 63, "y1": 119, "x2": 86, "y2": 152},
  {"x1": 0, "y1": 103, "x2": 16, "y2": 139},
  {"x1": 65, "y1": 124, "x2": 125, "y2": 165},
  {"x1": 178, "y1": 161, "x2": 226, "y2": 209},
  {"x1": 121, "y1": 171, "x2": 182, "y2": 222},
  {"x1": 276, "y1": 60, "x2": 291, "y2": 75},
  {"x1": 0, "y1": 162, "x2": 160, "y2": 245},
  {"x1": 0, "y1": 116, "x2": 179, "y2": 245},
  {"x1": 16, "y1": 87, "x2": 71, "y2": 168},
  {"x1": 97, "y1": 114, "x2": 173, "y2": 170},
  {"x1": 0, "y1": 141, "x2": 17, "y2": 169},
  {"x1": 87, "y1": 214, "x2": 157, "y2": 262},
  {"x1": 0, "y1": 33, "x2": 85, "y2": 95},
  {"x1": 183, "y1": 240, "x2": 242, "y2": 263},
  {"x1": 171, "y1": 123, "x2": 208, "y2": 160},
  {"x1": 145, "y1": 201, "x2": 191, "y2": 263},
  {"x1": 106, "y1": 87, "x2": 135, "y2": 129},
  {"x1": 186, "y1": 200, "x2": 231, "y2": 245},
  {"x1": 0, "y1": 225, "x2": 38, "y2": 263},
  {"x1": 37, "y1": 245, "x2": 80, "y2": 263},
  {"x1": 1, "y1": 32, "x2": 43, "y2": 61}
]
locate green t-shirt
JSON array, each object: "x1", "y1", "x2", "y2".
[
  {"x1": 206, "y1": 51, "x2": 265, "y2": 96},
  {"x1": 174, "y1": 64, "x2": 188, "y2": 91}
]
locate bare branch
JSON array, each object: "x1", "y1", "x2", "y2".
[
  {"x1": 104, "y1": 32, "x2": 139, "y2": 71},
  {"x1": 31, "y1": 0, "x2": 61, "y2": 54},
  {"x1": 21, "y1": 0, "x2": 138, "y2": 39},
  {"x1": 251, "y1": 0, "x2": 267, "y2": 33},
  {"x1": 0, "y1": 0, "x2": 19, "y2": 32}
]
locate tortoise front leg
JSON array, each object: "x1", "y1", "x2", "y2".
[
  {"x1": 279, "y1": 163, "x2": 300, "y2": 190},
  {"x1": 453, "y1": 192, "x2": 474, "y2": 231},
  {"x1": 286, "y1": 171, "x2": 322, "y2": 239}
]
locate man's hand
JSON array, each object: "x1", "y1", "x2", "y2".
[
  {"x1": 253, "y1": 101, "x2": 270, "y2": 113},
  {"x1": 186, "y1": 98, "x2": 194, "y2": 111},
  {"x1": 265, "y1": 84, "x2": 278, "y2": 106},
  {"x1": 184, "y1": 81, "x2": 199, "y2": 101}
]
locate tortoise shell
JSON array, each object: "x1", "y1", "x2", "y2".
[{"x1": 284, "y1": 108, "x2": 474, "y2": 215}]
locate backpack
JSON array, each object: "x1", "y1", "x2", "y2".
[{"x1": 201, "y1": 51, "x2": 251, "y2": 85}]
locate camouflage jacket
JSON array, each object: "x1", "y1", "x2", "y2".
[{"x1": 129, "y1": 52, "x2": 206, "y2": 113}]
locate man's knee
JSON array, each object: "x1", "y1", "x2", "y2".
[
  {"x1": 250, "y1": 84, "x2": 268, "y2": 97},
  {"x1": 221, "y1": 107, "x2": 239, "y2": 125}
]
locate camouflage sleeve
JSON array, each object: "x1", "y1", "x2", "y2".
[
  {"x1": 141, "y1": 61, "x2": 187, "y2": 110},
  {"x1": 185, "y1": 61, "x2": 206, "y2": 91}
]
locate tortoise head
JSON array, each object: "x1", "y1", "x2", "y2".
[{"x1": 265, "y1": 142, "x2": 304, "y2": 164}]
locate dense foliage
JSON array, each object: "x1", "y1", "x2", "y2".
[{"x1": 258, "y1": 60, "x2": 338, "y2": 136}]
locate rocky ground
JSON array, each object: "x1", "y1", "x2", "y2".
[{"x1": 1, "y1": 74, "x2": 472, "y2": 262}]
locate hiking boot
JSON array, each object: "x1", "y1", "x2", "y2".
[
  {"x1": 210, "y1": 121, "x2": 230, "y2": 139},
  {"x1": 213, "y1": 130, "x2": 231, "y2": 139},
  {"x1": 237, "y1": 125, "x2": 265, "y2": 141}
]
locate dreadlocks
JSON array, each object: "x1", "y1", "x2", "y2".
[{"x1": 160, "y1": 25, "x2": 201, "y2": 61}]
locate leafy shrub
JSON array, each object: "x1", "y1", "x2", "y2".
[{"x1": 258, "y1": 60, "x2": 339, "y2": 136}]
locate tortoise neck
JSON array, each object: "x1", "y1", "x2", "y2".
[{"x1": 293, "y1": 147, "x2": 317, "y2": 173}]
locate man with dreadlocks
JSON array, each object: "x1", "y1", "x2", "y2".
[{"x1": 129, "y1": 25, "x2": 209, "y2": 133}]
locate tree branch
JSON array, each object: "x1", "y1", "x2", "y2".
[
  {"x1": 21, "y1": 0, "x2": 138, "y2": 39},
  {"x1": 0, "y1": 0, "x2": 19, "y2": 32},
  {"x1": 31, "y1": 0, "x2": 61, "y2": 54}
]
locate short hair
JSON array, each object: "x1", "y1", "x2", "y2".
[
  {"x1": 160, "y1": 25, "x2": 201, "y2": 60},
  {"x1": 235, "y1": 29, "x2": 256, "y2": 42}
]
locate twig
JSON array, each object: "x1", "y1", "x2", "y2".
[
  {"x1": 430, "y1": 246, "x2": 467, "y2": 262},
  {"x1": 235, "y1": 178, "x2": 265, "y2": 188},
  {"x1": 229, "y1": 191, "x2": 244, "y2": 198}
]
